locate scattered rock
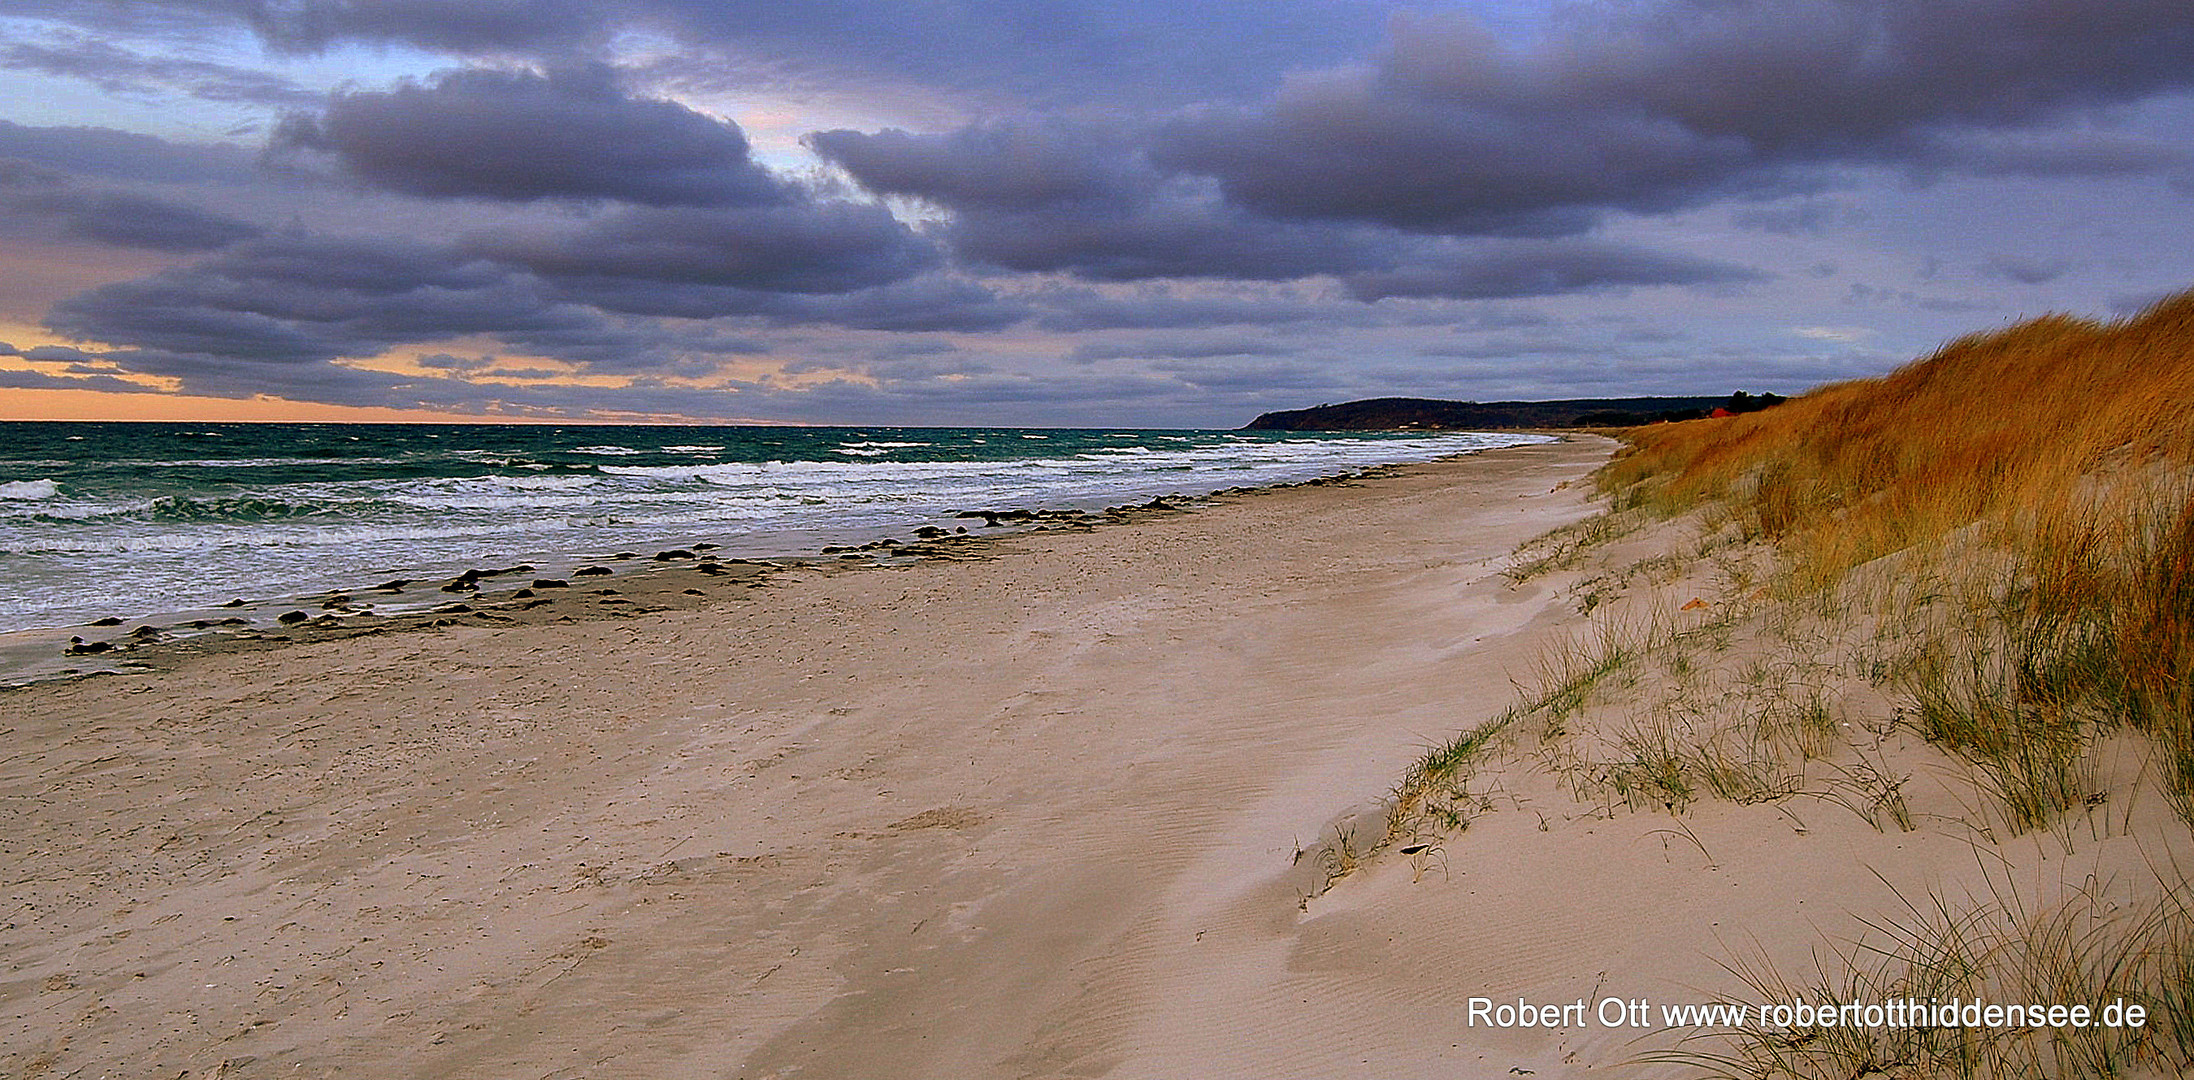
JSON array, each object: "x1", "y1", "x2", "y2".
[
  {"x1": 374, "y1": 578, "x2": 410, "y2": 592},
  {"x1": 129, "y1": 625, "x2": 161, "y2": 640},
  {"x1": 611, "y1": 551, "x2": 639, "y2": 559},
  {"x1": 431, "y1": 603, "x2": 472, "y2": 614},
  {"x1": 276, "y1": 610, "x2": 309, "y2": 625},
  {"x1": 65, "y1": 637, "x2": 112, "y2": 655},
  {"x1": 219, "y1": 598, "x2": 245, "y2": 608},
  {"x1": 683, "y1": 588, "x2": 705, "y2": 595},
  {"x1": 914, "y1": 525, "x2": 948, "y2": 539},
  {"x1": 91, "y1": 616, "x2": 124, "y2": 627},
  {"x1": 321, "y1": 594, "x2": 351, "y2": 608},
  {"x1": 531, "y1": 578, "x2": 569, "y2": 589},
  {"x1": 692, "y1": 542, "x2": 718, "y2": 550},
  {"x1": 574, "y1": 565, "x2": 612, "y2": 576},
  {"x1": 219, "y1": 617, "x2": 249, "y2": 626},
  {"x1": 512, "y1": 588, "x2": 535, "y2": 598},
  {"x1": 653, "y1": 549, "x2": 696, "y2": 561}
]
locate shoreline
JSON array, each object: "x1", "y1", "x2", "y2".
[
  {"x1": 0, "y1": 441, "x2": 1548, "y2": 689},
  {"x1": 2, "y1": 436, "x2": 1621, "y2": 1078}
]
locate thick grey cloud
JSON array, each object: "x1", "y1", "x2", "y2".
[
  {"x1": 809, "y1": 122, "x2": 1154, "y2": 212},
  {"x1": 273, "y1": 65, "x2": 784, "y2": 205},
  {"x1": 0, "y1": 119, "x2": 257, "y2": 184},
  {"x1": 1148, "y1": 2, "x2": 2194, "y2": 233},
  {"x1": 8, "y1": 0, "x2": 2194, "y2": 424},
  {"x1": 479, "y1": 201, "x2": 932, "y2": 297},
  {"x1": 1339, "y1": 241, "x2": 1768, "y2": 301},
  {"x1": 0, "y1": 158, "x2": 262, "y2": 251},
  {"x1": 44, "y1": 233, "x2": 563, "y2": 362}
]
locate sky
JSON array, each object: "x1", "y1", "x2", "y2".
[{"x1": 1, "y1": 1, "x2": 2191, "y2": 427}]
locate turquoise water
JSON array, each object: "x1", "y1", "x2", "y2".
[{"x1": 0, "y1": 421, "x2": 1550, "y2": 630}]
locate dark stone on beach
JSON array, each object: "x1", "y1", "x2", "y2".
[
  {"x1": 612, "y1": 551, "x2": 639, "y2": 559},
  {"x1": 591, "y1": 588, "x2": 619, "y2": 595},
  {"x1": 431, "y1": 603, "x2": 472, "y2": 614},
  {"x1": 65, "y1": 638, "x2": 112, "y2": 655},
  {"x1": 512, "y1": 588, "x2": 535, "y2": 599},
  {"x1": 955, "y1": 526, "x2": 967, "y2": 533},
  {"x1": 654, "y1": 549, "x2": 696, "y2": 561},
  {"x1": 322, "y1": 595, "x2": 351, "y2": 608},
  {"x1": 188, "y1": 619, "x2": 212, "y2": 629},
  {"x1": 692, "y1": 542, "x2": 718, "y2": 550},
  {"x1": 312, "y1": 615, "x2": 342, "y2": 627},
  {"x1": 440, "y1": 578, "x2": 477, "y2": 593},
  {"x1": 220, "y1": 617, "x2": 249, "y2": 626},
  {"x1": 914, "y1": 525, "x2": 948, "y2": 539},
  {"x1": 91, "y1": 616, "x2": 124, "y2": 627},
  {"x1": 683, "y1": 588, "x2": 705, "y2": 595},
  {"x1": 954, "y1": 510, "x2": 1003, "y2": 527},
  {"x1": 220, "y1": 598, "x2": 245, "y2": 607},
  {"x1": 695, "y1": 563, "x2": 724, "y2": 575},
  {"x1": 130, "y1": 625, "x2": 160, "y2": 640},
  {"x1": 574, "y1": 565, "x2": 612, "y2": 576},
  {"x1": 523, "y1": 598, "x2": 554, "y2": 609},
  {"x1": 821, "y1": 546, "x2": 848, "y2": 554},
  {"x1": 531, "y1": 578, "x2": 569, "y2": 589},
  {"x1": 276, "y1": 610, "x2": 309, "y2": 625},
  {"x1": 840, "y1": 552, "x2": 865, "y2": 559},
  {"x1": 375, "y1": 579, "x2": 410, "y2": 592}
]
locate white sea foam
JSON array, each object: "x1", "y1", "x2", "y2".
[{"x1": 0, "y1": 479, "x2": 58, "y2": 500}]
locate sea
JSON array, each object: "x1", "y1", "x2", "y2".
[{"x1": 0, "y1": 421, "x2": 1553, "y2": 634}]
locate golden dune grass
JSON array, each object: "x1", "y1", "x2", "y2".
[{"x1": 1599, "y1": 290, "x2": 2194, "y2": 822}]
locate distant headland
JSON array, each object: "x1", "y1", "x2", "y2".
[{"x1": 1242, "y1": 392, "x2": 1786, "y2": 431}]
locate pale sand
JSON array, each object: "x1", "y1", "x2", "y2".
[{"x1": 4, "y1": 434, "x2": 2183, "y2": 1079}]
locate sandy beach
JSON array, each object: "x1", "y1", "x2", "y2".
[{"x1": 5, "y1": 433, "x2": 2185, "y2": 1079}]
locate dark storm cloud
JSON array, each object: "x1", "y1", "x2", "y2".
[
  {"x1": 49, "y1": 190, "x2": 262, "y2": 251},
  {"x1": 944, "y1": 198, "x2": 1409, "y2": 282},
  {"x1": 0, "y1": 159, "x2": 262, "y2": 251},
  {"x1": 41, "y1": 205, "x2": 999, "y2": 389},
  {"x1": 272, "y1": 65, "x2": 784, "y2": 205},
  {"x1": 1339, "y1": 241, "x2": 1767, "y2": 302},
  {"x1": 1, "y1": 37, "x2": 317, "y2": 106},
  {"x1": 813, "y1": 123, "x2": 1411, "y2": 282},
  {"x1": 1146, "y1": 2, "x2": 2194, "y2": 234},
  {"x1": 478, "y1": 201, "x2": 933, "y2": 297},
  {"x1": 0, "y1": 367, "x2": 162, "y2": 394},
  {"x1": 809, "y1": 122, "x2": 1154, "y2": 211},
  {"x1": 45, "y1": 233, "x2": 578, "y2": 362},
  {"x1": 0, "y1": 120, "x2": 257, "y2": 184}
]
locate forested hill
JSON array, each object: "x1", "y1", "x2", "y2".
[{"x1": 1242, "y1": 393, "x2": 1784, "y2": 431}]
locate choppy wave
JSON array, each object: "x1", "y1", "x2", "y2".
[
  {"x1": 0, "y1": 479, "x2": 58, "y2": 500},
  {"x1": 1, "y1": 423, "x2": 1552, "y2": 631}
]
